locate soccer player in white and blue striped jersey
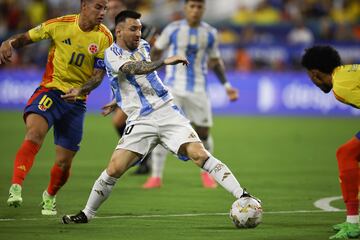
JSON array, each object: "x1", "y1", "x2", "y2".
[
  {"x1": 62, "y1": 10, "x2": 254, "y2": 224},
  {"x1": 143, "y1": 0, "x2": 239, "y2": 189}
]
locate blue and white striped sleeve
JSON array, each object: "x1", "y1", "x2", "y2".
[
  {"x1": 208, "y1": 28, "x2": 221, "y2": 59},
  {"x1": 104, "y1": 47, "x2": 131, "y2": 73},
  {"x1": 154, "y1": 24, "x2": 173, "y2": 50}
]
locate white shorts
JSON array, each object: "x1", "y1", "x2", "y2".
[
  {"x1": 172, "y1": 91, "x2": 213, "y2": 127},
  {"x1": 116, "y1": 102, "x2": 201, "y2": 159}
]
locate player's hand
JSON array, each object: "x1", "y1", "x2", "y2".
[
  {"x1": 101, "y1": 100, "x2": 117, "y2": 116},
  {"x1": 0, "y1": 40, "x2": 14, "y2": 64},
  {"x1": 61, "y1": 88, "x2": 81, "y2": 102},
  {"x1": 226, "y1": 87, "x2": 239, "y2": 102},
  {"x1": 164, "y1": 56, "x2": 189, "y2": 66}
]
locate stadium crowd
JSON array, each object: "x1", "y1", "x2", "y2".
[{"x1": 0, "y1": 0, "x2": 359, "y2": 70}]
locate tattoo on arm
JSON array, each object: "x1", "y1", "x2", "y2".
[
  {"x1": 79, "y1": 69, "x2": 106, "y2": 95},
  {"x1": 212, "y1": 59, "x2": 228, "y2": 85},
  {"x1": 120, "y1": 60, "x2": 164, "y2": 75},
  {"x1": 9, "y1": 33, "x2": 33, "y2": 49}
]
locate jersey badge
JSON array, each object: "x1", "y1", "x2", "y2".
[{"x1": 88, "y1": 43, "x2": 99, "y2": 54}]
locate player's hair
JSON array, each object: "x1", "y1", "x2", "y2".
[
  {"x1": 301, "y1": 45, "x2": 342, "y2": 74},
  {"x1": 115, "y1": 10, "x2": 141, "y2": 26}
]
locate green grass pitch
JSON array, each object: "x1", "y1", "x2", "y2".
[{"x1": 0, "y1": 111, "x2": 357, "y2": 240}]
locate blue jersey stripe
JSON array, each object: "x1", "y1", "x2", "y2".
[
  {"x1": 166, "y1": 28, "x2": 180, "y2": 87},
  {"x1": 186, "y1": 28, "x2": 198, "y2": 92},
  {"x1": 146, "y1": 72, "x2": 169, "y2": 100},
  {"x1": 110, "y1": 77, "x2": 122, "y2": 106},
  {"x1": 126, "y1": 75, "x2": 153, "y2": 116}
]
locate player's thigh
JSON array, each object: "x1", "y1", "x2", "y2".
[
  {"x1": 181, "y1": 93, "x2": 213, "y2": 127},
  {"x1": 107, "y1": 148, "x2": 142, "y2": 178},
  {"x1": 53, "y1": 101, "x2": 86, "y2": 152},
  {"x1": 23, "y1": 87, "x2": 63, "y2": 143}
]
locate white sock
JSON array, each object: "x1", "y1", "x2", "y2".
[
  {"x1": 151, "y1": 145, "x2": 167, "y2": 178},
  {"x1": 82, "y1": 170, "x2": 118, "y2": 220},
  {"x1": 201, "y1": 135, "x2": 214, "y2": 174},
  {"x1": 202, "y1": 155, "x2": 243, "y2": 198},
  {"x1": 347, "y1": 215, "x2": 359, "y2": 224}
]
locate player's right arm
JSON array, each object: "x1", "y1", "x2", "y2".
[{"x1": 0, "y1": 32, "x2": 33, "y2": 64}]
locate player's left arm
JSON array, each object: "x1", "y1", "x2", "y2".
[
  {"x1": 209, "y1": 58, "x2": 238, "y2": 102},
  {"x1": 61, "y1": 68, "x2": 106, "y2": 102}
]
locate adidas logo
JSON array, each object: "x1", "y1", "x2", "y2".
[
  {"x1": 17, "y1": 165, "x2": 26, "y2": 172},
  {"x1": 62, "y1": 38, "x2": 71, "y2": 45}
]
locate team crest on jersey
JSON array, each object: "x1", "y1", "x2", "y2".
[{"x1": 88, "y1": 43, "x2": 99, "y2": 54}]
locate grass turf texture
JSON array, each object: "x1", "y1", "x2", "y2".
[{"x1": 0, "y1": 111, "x2": 357, "y2": 240}]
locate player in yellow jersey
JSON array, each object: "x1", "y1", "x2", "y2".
[
  {"x1": 0, "y1": 0, "x2": 112, "y2": 216},
  {"x1": 301, "y1": 45, "x2": 360, "y2": 239}
]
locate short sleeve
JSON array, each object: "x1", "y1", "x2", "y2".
[
  {"x1": 208, "y1": 29, "x2": 221, "y2": 59},
  {"x1": 97, "y1": 25, "x2": 114, "y2": 59},
  {"x1": 154, "y1": 24, "x2": 174, "y2": 50},
  {"x1": 28, "y1": 21, "x2": 55, "y2": 42},
  {"x1": 104, "y1": 47, "x2": 131, "y2": 73}
]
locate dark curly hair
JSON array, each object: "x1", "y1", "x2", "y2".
[{"x1": 301, "y1": 45, "x2": 342, "y2": 74}]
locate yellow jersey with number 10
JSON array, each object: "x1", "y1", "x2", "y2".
[
  {"x1": 28, "y1": 14, "x2": 113, "y2": 96},
  {"x1": 332, "y1": 64, "x2": 360, "y2": 109}
]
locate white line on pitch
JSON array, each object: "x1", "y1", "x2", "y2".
[
  {"x1": 314, "y1": 196, "x2": 343, "y2": 212},
  {"x1": 0, "y1": 209, "x2": 344, "y2": 222}
]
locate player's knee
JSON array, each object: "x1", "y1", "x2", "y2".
[
  {"x1": 25, "y1": 129, "x2": 46, "y2": 145},
  {"x1": 187, "y1": 144, "x2": 210, "y2": 167}
]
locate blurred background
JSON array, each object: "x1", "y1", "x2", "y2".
[{"x1": 0, "y1": 0, "x2": 359, "y2": 116}]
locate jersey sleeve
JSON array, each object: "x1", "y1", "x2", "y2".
[
  {"x1": 154, "y1": 24, "x2": 174, "y2": 50},
  {"x1": 28, "y1": 20, "x2": 56, "y2": 42},
  {"x1": 95, "y1": 27, "x2": 113, "y2": 69},
  {"x1": 104, "y1": 48, "x2": 131, "y2": 73},
  {"x1": 208, "y1": 28, "x2": 221, "y2": 59},
  {"x1": 333, "y1": 65, "x2": 360, "y2": 108},
  {"x1": 97, "y1": 25, "x2": 114, "y2": 59}
]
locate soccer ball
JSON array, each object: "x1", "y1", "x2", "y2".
[{"x1": 229, "y1": 197, "x2": 263, "y2": 228}]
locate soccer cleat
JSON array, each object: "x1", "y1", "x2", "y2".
[
  {"x1": 7, "y1": 184, "x2": 23, "y2": 207},
  {"x1": 142, "y1": 177, "x2": 162, "y2": 189},
  {"x1": 62, "y1": 211, "x2": 88, "y2": 224},
  {"x1": 240, "y1": 189, "x2": 262, "y2": 204},
  {"x1": 41, "y1": 191, "x2": 57, "y2": 215},
  {"x1": 201, "y1": 172, "x2": 218, "y2": 188},
  {"x1": 329, "y1": 222, "x2": 360, "y2": 239},
  {"x1": 333, "y1": 222, "x2": 351, "y2": 232}
]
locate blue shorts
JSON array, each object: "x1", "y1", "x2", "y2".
[
  {"x1": 24, "y1": 87, "x2": 86, "y2": 151},
  {"x1": 356, "y1": 132, "x2": 360, "y2": 139}
]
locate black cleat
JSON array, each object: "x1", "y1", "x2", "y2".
[
  {"x1": 62, "y1": 211, "x2": 88, "y2": 224},
  {"x1": 240, "y1": 189, "x2": 262, "y2": 204}
]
